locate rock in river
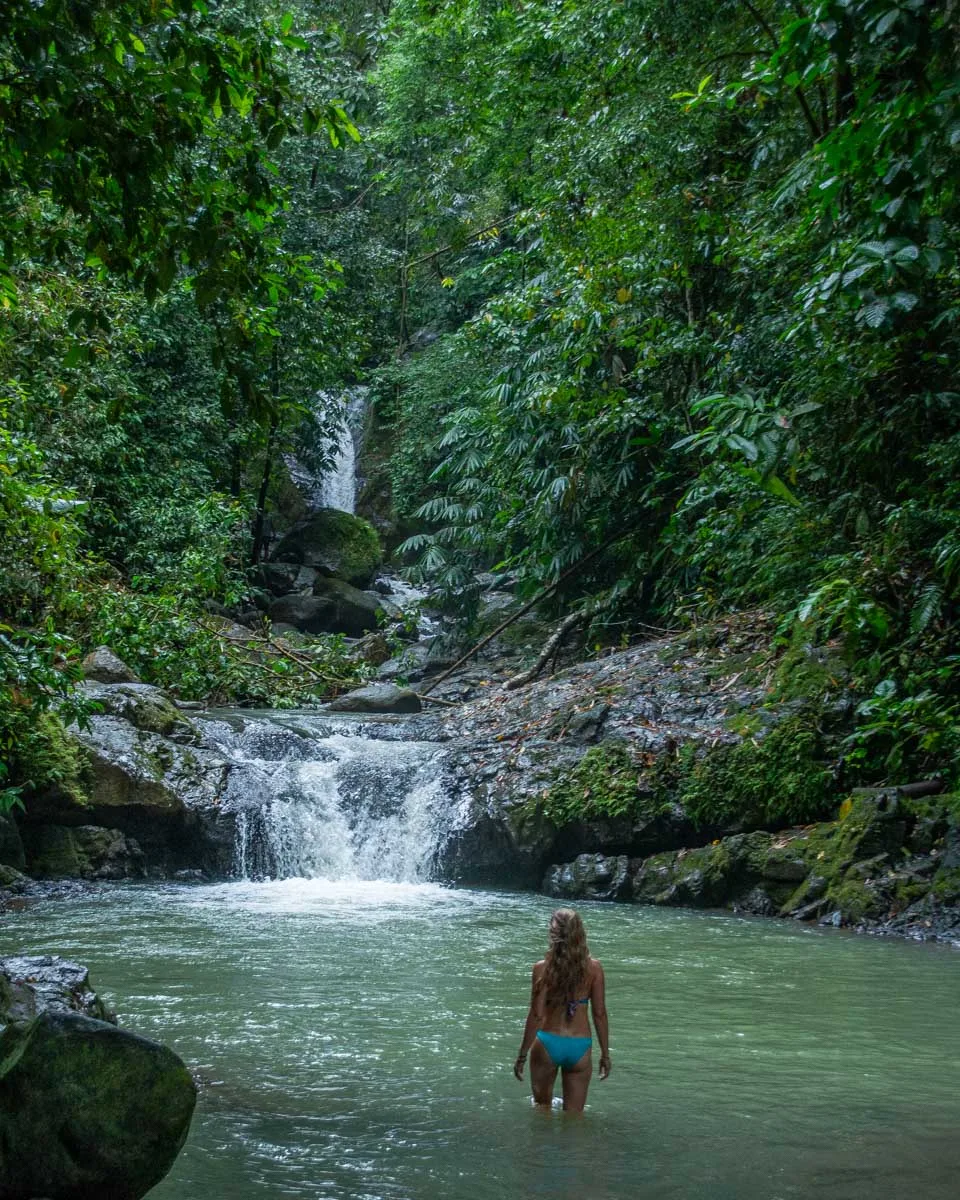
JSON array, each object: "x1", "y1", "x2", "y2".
[
  {"x1": 0, "y1": 954, "x2": 116, "y2": 1025},
  {"x1": 272, "y1": 507, "x2": 382, "y2": 588},
  {"x1": 0, "y1": 1013, "x2": 197, "y2": 1200},
  {"x1": 0, "y1": 956, "x2": 196, "y2": 1200},
  {"x1": 327, "y1": 683, "x2": 422, "y2": 714}
]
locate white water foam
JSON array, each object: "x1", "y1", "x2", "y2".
[
  {"x1": 181, "y1": 877, "x2": 461, "y2": 916},
  {"x1": 316, "y1": 413, "x2": 357, "y2": 512},
  {"x1": 221, "y1": 728, "x2": 453, "y2": 884}
]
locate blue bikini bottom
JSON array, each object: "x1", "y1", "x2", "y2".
[{"x1": 536, "y1": 1031, "x2": 592, "y2": 1069}]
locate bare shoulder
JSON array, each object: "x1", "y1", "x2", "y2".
[
  {"x1": 589, "y1": 957, "x2": 605, "y2": 982},
  {"x1": 532, "y1": 958, "x2": 546, "y2": 976}
]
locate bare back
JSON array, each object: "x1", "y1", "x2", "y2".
[{"x1": 531, "y1": 955, "x2": 605, "y2": 1037}]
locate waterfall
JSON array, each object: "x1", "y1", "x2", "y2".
[
  {"x1": 198, "y1": 715, "x2": 455, "y2": 883},
  {"x1": 284, "y1": 385, "x2": 368, "y2": 516}
]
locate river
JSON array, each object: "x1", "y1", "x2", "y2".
[{"x1": 3, "y1": 879, "x2": 959, "y2": 1199}]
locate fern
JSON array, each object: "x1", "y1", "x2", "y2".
[{"x1": 910, "y1": 583, "x2": 943, "y2": 636}]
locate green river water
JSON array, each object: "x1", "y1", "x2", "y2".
[{"x1": 3, "y1": 880, "x2": 959, "y2": 1200}]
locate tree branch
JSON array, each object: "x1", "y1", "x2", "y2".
[
  {"x1": 402, "y1": 215, "x2": 517, "y2": 272},
  {"x1": 502, "y1": 609, "x2": 588, "y2": 691}
]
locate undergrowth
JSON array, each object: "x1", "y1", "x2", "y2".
[
  {"x1": 528, "y1": 743, "x2": 666, "y2": 826},
  {"x1": 655, "y1": 713, "x2": 835, "y2": 830},
  {"x1": 66, "y1": 584, "x2": 371, "y2": 706}
]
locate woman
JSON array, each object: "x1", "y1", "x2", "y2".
[{"x1": 513, "y1": 908, "x2": 611, "y2": 1112}]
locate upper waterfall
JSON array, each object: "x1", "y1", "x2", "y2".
[{"x1": 285, "y1": 385, "x2": 369, "y2": 515}]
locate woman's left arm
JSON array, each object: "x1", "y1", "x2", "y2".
[{"x1": 513, "y1": 965, "x2": 543, "y2": 1080}]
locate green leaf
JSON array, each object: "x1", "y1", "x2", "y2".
[
  {"x1": 862, "y1": 300, "x2": 889, "y2": 327},
  {"x1": 761, "y1": 473, "x2": 801, "y2": 507},
  {"x1": 874, "y1": 9, "x2": 900, "y2": 37}
]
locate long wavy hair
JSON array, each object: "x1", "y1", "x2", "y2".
[{"x1": 542, "y1": 908, "x2": 590, "y2": 1008}]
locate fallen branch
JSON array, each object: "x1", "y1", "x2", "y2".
[
  {"x1": 420, "y1": 534, "x2": 629, "y2": 696},
  {"x1": 896, "y1": 780, "x2": 945, "y2": 798},
  {"x1": 414, "y1": 692, "x2": 460, "y2": 707},
  {"x1": 256, "y1": 633, "x2": 336, "y2": 684},
  {"x1": 198, "y1": 618, "x2": 348, "y2": 688},
  {"x1": 502, "y1": 609, "x2": 587, "y2": 691}
]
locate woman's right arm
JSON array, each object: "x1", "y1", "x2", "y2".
[{"x1": 591, "y1": 961, "x2": 611, "y2": 1079}]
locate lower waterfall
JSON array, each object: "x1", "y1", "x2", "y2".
[{"x1": 199, "y1": 715, "x2": 455, "y2": 883}]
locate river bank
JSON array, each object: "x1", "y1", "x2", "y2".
[{"x1": 2, "y1": 612, "x2": 957, "y2": 946}]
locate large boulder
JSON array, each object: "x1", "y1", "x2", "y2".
[
  {"x1": 19, "y1": 694, "x2": 234, "y2": 877},
  {"x1": 0, "y1": 1012, "x2": 196, "y2": 1200},
  {"x1": 543, "y1": 853, "x2": 631, "y2": 901},
  {"x1": 81, "y1": 646, "x2": 141, "y2": 684},
  {"x1": 272, "y1": 507, "x2": 382, "y2": 588},
  {"x1": 269, "y1": 579, "x2": 383, "y2": 637},
  {"x1": 0, "y1": 865, "x2": 29, "y2": 892},
  {"x1": 327, "y1": 684, "x2": 422, "y2": 715}
]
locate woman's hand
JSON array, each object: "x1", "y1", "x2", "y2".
[
  {"x1": 513, "y1": 1053, "x2": 527, "y2": 1081},
  {"x1": 599, "y1": 1054, "x2": 612, "y2": 1080}
]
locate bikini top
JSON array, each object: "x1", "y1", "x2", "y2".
[{"x1": 565, "y1": 996, "x2": 590, "y2": 1019}]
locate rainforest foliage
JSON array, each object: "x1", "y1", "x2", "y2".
[{"x1": 2, "y1": 0, "x2": 959, "y2": 807}]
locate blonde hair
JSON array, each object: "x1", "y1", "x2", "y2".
[{"x1": 542, "y1": 908, "x2": 590, "y2": 1008}]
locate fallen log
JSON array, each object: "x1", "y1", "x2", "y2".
[
  {"x1": 502, "y1": 609, "x2": 587, "y2": 691},
  {"x1": 420, "y1": 536, "x2": 627, "y2": 696}
]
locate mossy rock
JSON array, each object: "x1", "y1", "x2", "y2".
[
  {"x1": 631, "y1": 832, "x2": 774, "y2": 908},
  {"x1": 16, "y1": 713, "x2": 92, "y2": 809},
  {"x1": 82, "y1": 683, "x2": 196, "y2": 740},
  {"x1": 656, "y1": 713, "x2": 834, "y2": 831},
  {"x1": 272, "y1": 507, "x2": 382, "y2": 588},
  {"x1": 21, "y1": 825, "x2": 145, "y2": 880},
  {"x1": 779, "y1": 791, "x2": 914, "y2": 923},
  {"x1": 0, "y1": 865, "x2": 29, "y2": 890},
  {"x1": 931, "y1": 865, "x2": 960, "y2": 904},
  {"x1": 21, "y1": 825, "x2": 81, "y2": 877},
  {"x1": 800, "y1": 791, "x2": 908, "y2": 878},
  {"x1": 0, "y1": 1011, "x2": 196, "y2": 1200},
  {"x1": 531, "y1": 742, "x2": 665, "y2": 827},
  {"x1": 0, "y1": 813, "x2": 25, "y2": 871}
]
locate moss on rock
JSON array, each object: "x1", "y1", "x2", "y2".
[
  {"x1": 18, "y1": 713, "x2": 92, "y2": 808},
  {"x1": 272, "y1": 508, "x2": 382, "y2": 588},
  {"x1": 21, "y1": 824, "x2": 145, "y2": 880},
  {"x1": 84, "y1": 683, "x2": 195, "y2": 739},
  {"x1": 529, "y1": 742, "x2": 666, "y2": 827},
  {"x1": 0, "y1": 1011, "x2": 196, "y2": 1200},
  {"x1": 655, "y1": 713, "x2": 833, "y2": 830},
  {"x1": 630, "y1": 831, "x2": 774, "y2": 908}
]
